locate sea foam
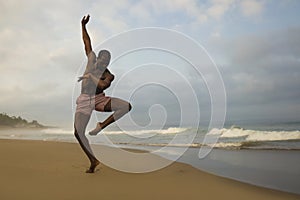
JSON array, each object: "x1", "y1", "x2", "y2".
[{"x1": 208, "y1": 126, "x2": 300, "y2": 142}]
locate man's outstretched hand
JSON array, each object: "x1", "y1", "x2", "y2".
[{"x1": 81, "y1": 15, "x2": 90, "y2": 26}]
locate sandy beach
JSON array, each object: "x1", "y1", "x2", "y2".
[{"x1": 0, "y1": 139, "x2": 299, "y2": 200}]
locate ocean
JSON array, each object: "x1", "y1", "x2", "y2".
[{"x1": 0, "y1": 120, "x2": 299, "y2": 194}]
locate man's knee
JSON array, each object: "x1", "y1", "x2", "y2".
[
  {"x1": 121, "y1": 102, "x2": 132, "y2": 112},
  {"x1": 74, "y1": 128, "x2": 80, "y2": 139},
  {"x1": 74, "y1": 124, "x2": 85, "y2": 137},
  {"x1": 124, "y1": 102, "x2": 132, "y2": 112},
  {"x1": 128, "y1": 103, "x2": 132, "y2": 111}
]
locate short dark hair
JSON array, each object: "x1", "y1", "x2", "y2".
[{"x1": 98, "y1": 49, "x2": 111, "y2": 59}]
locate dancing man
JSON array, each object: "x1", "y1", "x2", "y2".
[{"x1": 74, "y1": 15, "x2": 132, "y2": 173}]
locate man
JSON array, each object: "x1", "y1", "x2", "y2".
[{"x1": 74, "y1": 15, "x2": 132, "y2": 173}]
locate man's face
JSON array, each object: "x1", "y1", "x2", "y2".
[{"x1": 96, "y1": 53, "x2": 110, "y2": 69}]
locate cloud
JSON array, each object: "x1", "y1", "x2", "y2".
[
  {"x1": 207, "y1": 27, "x2": 300, "y2": 120},
  {"x1": 230, "y1": 28, "x2": 300, "y2": 67},
  {"x1": 207, "y1": 0, "x2": 235, "y2": 20},
  {"x1": 0, "y1": 0, "x2": 298, "y2": 127},
  {"x1": 126, "y1": 0, "x2": 208, "y2": 25},
  {"x1": 239, "y1": 0, "x2": 264, "y2": 17}
]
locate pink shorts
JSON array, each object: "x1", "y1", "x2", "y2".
[{"x1": 75, "y1": 93, "x2": 111, "y2": 116}]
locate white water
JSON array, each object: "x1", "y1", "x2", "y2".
[
  {"x1": 1, "y1": 125, "x2": 300, "y2": 150},
  {"x1": 208, "y1": 127, "x2": 300, "y2": 141}
]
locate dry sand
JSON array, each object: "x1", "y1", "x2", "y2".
[{"x1": 0, "y1": 139, "x2": 299, "y2": 200}]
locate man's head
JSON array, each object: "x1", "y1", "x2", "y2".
[{"x1": 96, "y1": 50, "x2": 111, "y2": 69}]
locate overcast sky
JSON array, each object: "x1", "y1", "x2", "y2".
[{"x1": 1, "y1": 0, "x2": 300, "y2": 129}]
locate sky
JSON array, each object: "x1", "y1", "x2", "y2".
[{"x1": 0, "y1": 0, "x2": 300, "y2": 129}]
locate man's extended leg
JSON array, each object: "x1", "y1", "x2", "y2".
[
  {"x1": 74, "y1": 112, "x2": 100, "y2": 173},
  {"x1": 89, "y1": 97, "x2": 132, "y2": 135}
]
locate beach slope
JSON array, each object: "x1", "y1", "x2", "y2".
[{"x1": 0, "y1": 139, "x2": 299, "y2": 200}]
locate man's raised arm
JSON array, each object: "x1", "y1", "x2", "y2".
[{"x1": 81, "y1": 15, "x2": 92, "y2": 56}]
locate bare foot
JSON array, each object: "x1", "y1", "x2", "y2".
[
  {"x1": 85, "y1": 159, "x2": 100, "y2": 173},
  {"x1": 89, "y1": 122, "x2": 102, "y2": 136}
]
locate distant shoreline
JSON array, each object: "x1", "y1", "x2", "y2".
[
  {"x1": 0, "y1": 113, "x2": 55, "y2": 129},
  {"x1": 0, "y1": 125, "x2": 56, "y2": 130}
]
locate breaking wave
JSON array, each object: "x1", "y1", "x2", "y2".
[{"x1": 207, "y1": 126, "x2": 300, "y2": 142}]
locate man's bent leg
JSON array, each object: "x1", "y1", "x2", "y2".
[
  {"x1": 89, "y1": 97, "x2": 132, "y2": 135},
  {"x1": 74, "y1": 112, "x2": 99, "y2": 173}
]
